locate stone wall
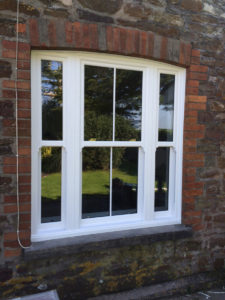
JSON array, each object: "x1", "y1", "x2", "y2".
[{"x1": 0, "y1": 0, "x2": 224, "y2": 298}]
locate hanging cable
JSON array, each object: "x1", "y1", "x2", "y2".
[{"x1": 16, "y1": 0, "x2": 31, "y2": 249}]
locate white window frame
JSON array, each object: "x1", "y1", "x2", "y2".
[{"x1": 31, "y1": 51, "x2": 186, "y2": 242}]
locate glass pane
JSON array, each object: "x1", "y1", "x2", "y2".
[
  {"x1": 42, "y1": 60, "x2": 63, "y2": 140},
  {"x1": 82, "y1": 147, "x2": 110, "y2": 218},
  {"x1": 112, "y1": 147, "x2": 138, "y2": 215},
  {"x1": 158, "y1": 74, "x2": 175, "y2": 141},
  {"x1": 41, "y1": 147, "x2": 61, "y2": 223},
  {"x1": 115, "y1": 69, "x2": 142, "y2": 141},
  {"x1": 155, "y1": 147, "x2": 170, "y2": 211},
  {"x1": 84, "y1": 65, "x2": 113, "y2": 141}
]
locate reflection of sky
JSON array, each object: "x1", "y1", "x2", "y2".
[
  {"x1": 41, "y1": 60, "x2": 62, "y2": 105},
  {"x1": 159, "y1": 104, "x2": 173, "y2": 130}
]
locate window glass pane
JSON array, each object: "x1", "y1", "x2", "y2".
[
  {"x1": 84, "y1": 66, "x2": 113, "y2": 141},
  {"x1": 155, "y1": 147, "x2": 170, "y2": 211},
  {"x1": 41, "y1": 147, "x2": 61, "y2": 223},
  {"x1": 115, "y1": 69, "x2": 142, "y2": 141},
  {"x1": 112, "y1": 147, "x2": 138, "y2": 215},
  {"x1": 42, "y1": 60, "x2": 63, "y2": 140},
  {"x1": 82, "y1": 147, "x2": 110, "y2": 218},
  {"x1": 158, "y1": 74, "x2": 175, "y2": 141}
]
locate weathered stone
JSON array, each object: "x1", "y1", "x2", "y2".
[
  {"x1": 59, "y1": 0, "x2": 72, "y2": 5},
  {"x1": 210, "y1": 101, "x2": 225, "y2": 112},
  {"x1": 181, "y1": 0, "x2": 203, "y2": 12},
  {"x1": 44, "y1": 8, "x2": 69, "y2": 18},
  {"x1": 77, "y1": 9, "x2": 114, "y2": 23},
  {"x1": 197, "y1": 140, "x2": 218, "y2": 153},
  {"x1": 124, "y1": 4, "x2": 152, "y2": 19},
  {"x1": 198, "y1": 168, "x2": 220, "y2": 179},
  {"x1": 77, "y1": 0, "x2": 122, "y2": 14},
  {"x1": 0, "y1": 0, "x2": 40, "y2": 17},
  {"x1": 0, "y1": 60, "x2": 12, "y2": 78},
  {"x1": 0, "y1": 18, "x2": 16, "y2": 37}
]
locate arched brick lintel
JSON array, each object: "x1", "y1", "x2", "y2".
[{"x1": 29, "y1": 19, "x2": 192, "y2": 67}]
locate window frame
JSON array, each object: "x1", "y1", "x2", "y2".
[{"x1": 31, "y1": 51, "x2": 186, "y2": 242}]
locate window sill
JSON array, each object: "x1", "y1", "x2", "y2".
[{"x1": 24, "y1": 224, "x2": 192, "y2": 260}]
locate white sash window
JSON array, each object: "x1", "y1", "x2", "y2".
[{"x1": 31, "y1": 52, "x2": 186, "y2": 241}]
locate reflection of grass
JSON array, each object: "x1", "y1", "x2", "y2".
[
  {"x1": 83, "y1": 169, "x2": 137, "y2": 195},
  {"x1": 42, "y1": 173, "x2": 61, "y2": 200},
  {"x1": 42, "y1": 169, "x2": 137, "y2": 199}
]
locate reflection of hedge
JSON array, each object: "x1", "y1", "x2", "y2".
[
  {"x1": 158, "y1": 129, "x2": 173, "y2": 141},
  {"x1": 42, "y1": 147, "x2": 61, "y2": 173},
  {"x1": 85, "y1": 111, "x2": 139, "y2": 141},
  {"x1": 83, "y1": 112, "x2": 138, "y2": 171}
]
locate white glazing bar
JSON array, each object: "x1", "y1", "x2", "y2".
[
  {"x1": 113, "y1": 68, "x2": 116, "y2": 141},
  {"x1": 82, "y1": 141, "x2": 142, "y2": 148},
  {"x1": 41, "y1": 141, "x2": 65, "y2": 147},
  {"x1": 156, "y1": 142, "x2": 174, "y2": 148},
  {"x1": 109, "y1": 147, "x2": 113, "y2": 216}
]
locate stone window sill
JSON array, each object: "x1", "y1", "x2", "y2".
[{"x1": 24, "y1": 225, "x2": 192, "y2": 260}]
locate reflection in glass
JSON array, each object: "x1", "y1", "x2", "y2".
[
  {"x1": 41, "y1": 147, "x2": 61, "y2": 223},
  {"x1": 84, "y1": 66, "x2": 113, "y2": 141},
  {"x1": 158, "y1": 74, "x2": 175, "y2": 141},
  {"x1": 155, "y1": 147, "x2": 170, "y2": 211},
  {"x1": 42, "y1": 60, "x2": 63, "y2": 140},
  {"x1": 82, "y1": 147, "x2": 110, "y2": 218},
  {"x1": 115, "y1": 69, "x2": 142, "y2": 141},
  {"x1": 112, "y1": 147, "x2": 138, "y2": 215}
]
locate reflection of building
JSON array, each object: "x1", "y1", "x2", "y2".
[{"x1": 159, "y1": 76, "x2": 174, "y2": 131}]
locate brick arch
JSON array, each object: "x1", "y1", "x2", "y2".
[{"x1": 29, "y1": 20, "x2": 192, "y2": 67}]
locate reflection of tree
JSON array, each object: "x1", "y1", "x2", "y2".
[
  {"x1": 85, "y1": 66, "x2": 142, "y2": 141},
  {"x1": 42, "y1": 60, "x2": 63, "y2": 140}
]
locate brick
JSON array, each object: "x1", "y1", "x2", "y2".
[
  {"x1": 189, "y1": 72, "x2": 208, "y2": 81},
  {"x1": 186, "y1": 80, "x2": 199, "y2": 87},
  {"x1": 0, "y1": 60, "x2": 12, "y2": 78},
  {"x1": 18, "y1": 110, "x2": 31, "y2": 119},
  {"x1": 19, "y1": 175, "x2": 31, "y2": 184},
  {"x1": 4, "y1": 248, "x2": 21, "y2": 258},
  {"x1": 18, "y1": 148, "x2": 31, "y2": 155},
  {"x1": 65, "y1": 22, "x2": 73, "y2": 44},
  {"x1": 184, "y1": 153, "x2": 204, "y2": 161},
  {"x1": 89, "y1": 23, "x2": 98, "y2": 50},
  {"x1": 19, "y1": 185, "x2": 31, "y2": 193},
  {"x1": 179, "y1": 42, "x2": 191, "y2": 66},
  {"x1": 18, "y1": 100, "x2": 31, "y2": 109},
  {"x1": 186, "y1": 102, "x2": 206, "y2": 110},
  {"x1": 147, "y1": 32, "x2": 154, "y2": 57},
  {"x1": 184, "y1": 124, "x2": 205, "y2": 131},
  {"x1": 113, "y1": 27, "x2": 120, "y2": 52},
  {"x1": 82, "y1": 23, "x2": 91, "y2": 49},
  {"x1": 18, "y1": 61, "x2": 30, "y2": 70},
  {"x1": 191, "y1": 49, "x2": 200, "y2": 57},
  {"x1": 160, "y1": 36, "x2": 167, "y2": 60},
  {"x1": 125, "y1": 29, "x2": 133, "y2": 54},
  {"x1": 187, "y1": 95, "x2": 207, "y2": 103},
  {"x1": 18, "y1": 138, "x2": 31, "y2": 147},
  {"x1": 74, "y1": 22, "x2": 82, "y2": 48},
  {"x1": 184, "y1": 139, "x2": 197, "y2": 147},
  {"x1": 119, "y1": 28, "x2": 126, "y2": 54},
  {"x1": 3, "y1": 157, "x2": 16, "y2": 165},
  {"x1": 185, "y1": 110, "x2": 198, "y2": 117},
  {"x1": 2, "y1": 49, "x2": 30, "y2": 60},
  {"x1": 106, "y1": 25, "x2": 113, "y2": 52},
  {"x1": 184, "y1": 131, "x2": 204, "y2": 139},
  {"x1": 3, "y1": 165, "x2": 16, "y2": 174},
  {"x1": 133, "y1": 30, "x2": 140, "y2": 55},
  {"x1": 48, "y1": 21, "x2": 57, "y2": 47},
  {"x1": 186, "y1": 87, "x2": 199, "y2": 95},
  {"x1": 184, "y1": 182, "x2": 203, "y2": 189},
  {"x1": 3, "y1": 80, "x2": 30, "y2": 90},
  {"x1": 4, "y1": 204, "x2": 17, "y2": 213},
  {"x1": 183, "y1": 160, "x2": 204, "y2": 168},
  {"x1": 190, "y1": 65, "x2": 208, "y2": 73},
  {"x1": 17, "y1": 71, "x2": 30, "y2": 80},
  {"x1": 18, "y1": 165, "x2": 31, "y2": 173},
  {"x1": 191, "y1": 56, "x2": 200, "y2": 65},
  {"x1": 4, "y1": 195, "x2": 16, "y2": 203},
  {"x1": 29, "y1": 18, "x2": 39, "y2": 46},
  {"x1": 183, "y1": 211, "x2": 202, "y2": 217},
  {"x1": 2, "y1": 40, "x2": 30, "y2": 51},
  {"x1": 16, "y1": 23, "x2": 26, "y2": 33},
  {"x1": 140, "y1": 31, "x2": 147, "y2": 56}
]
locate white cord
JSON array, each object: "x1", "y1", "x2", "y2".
[{"x1": 16, "y1": 0, "x2": 31, "y2": 249}]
